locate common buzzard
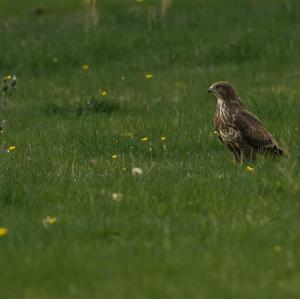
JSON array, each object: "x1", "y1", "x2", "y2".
[{"x1": 208, "y1": 81, "x2": 285, "y2": 162}]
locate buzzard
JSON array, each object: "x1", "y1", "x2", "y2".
[{"x1": 208, "y1": 81, "x2": 285, "y2": 162}]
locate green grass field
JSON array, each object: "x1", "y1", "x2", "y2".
[{"x1": 1, "y1": 0, "x2": 300, "y2": 298}]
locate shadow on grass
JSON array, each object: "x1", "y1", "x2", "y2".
[{"x1": 44, "y1": 98, "x2": 121, "y2": 116}]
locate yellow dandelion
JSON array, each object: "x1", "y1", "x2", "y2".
[
  {"x1": 141, "y1": 137, "x2": 149, "y2": 142},
  {"x1": 273, "y1": 245, "x2": 283, "y2": 253},
  {"x1": 53, "y1": 57, "x2": 58, "y2": 63},
  {"x1": 82, "y1": 64, "x2": 89, "y2": 71},
  {"x1": 145, "y1": 73, "x2": 153, "y2": 80},
  {"x1": 0, "y1": 129, "x2": 3, "y2": 134},
  {"x1": 246, "y1": 166, "x2": 254, "y2": 173},
  {"x1": 0, "y1": 227, "x2": 8, "y2": 237},
  {"x1": 42, "y1": 216, "x2": 57, "y2": 227},
  {"x1": 112, "y1": 154, "x2": 118, "y2": 159},
  {"x1": 124, "y1": 132, "x2": 134, "y2": 138},
  {"x1": 3, "y1": 75, "x2": 12, "y2": 81},
  {"x1": 100, "y1": 90, "x2": 108, "y2": 97},
  {"x1": 7, "y1": 145, "x2": 16, "y2": 152},
  {"x1": 160, "y1": 136, "x2": 166, "y2": 141}
]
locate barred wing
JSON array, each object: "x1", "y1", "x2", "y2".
[{"x1": 234, "y1": 110, "x2": 278, "y2": 149}]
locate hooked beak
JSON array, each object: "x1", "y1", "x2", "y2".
[{"x1": 208, "y1": 87, "x2": 215, "y2": 94}]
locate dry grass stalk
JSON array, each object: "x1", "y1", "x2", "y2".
[
  {"x1": 147, "y1": 5, "x2": 157, "y2": 31},
  {"x1": 85, "y1": 0, "x2": 98, "y2": 27},
  {"x1": 161, "y1": 0, "x2": 172, "y2": 18}
]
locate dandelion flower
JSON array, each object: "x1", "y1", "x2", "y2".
[
  {"x1": 246, "y1": 166, "x2": 254, "y2": 173},
  {"x1": 100, "y1": 90, "x2": 108, "y2": 97},
  {"x1": 160, "y1": 136, "x2": 166, "y2": 141},
  {"x1": 136, "y1": 0, "x2": 143, "y2": 2},
  {"x1": 82, "y1": 64, "x2": 89, "y2": 71},
  {"x1": 0, "y1": 227, "x2": 8, "y2": 237},
  {"x1": 42, "y1": 216, "x2": 57, "y2": 227},
  {"x1": 141, "y1": 137, "x2": 149, "y2": 142},
  {"x1": 112, "y1": 193, "x2": 123, "y2": 203},
  {"x1": 112, "y1": 154, "x2": 118, "y2": 159},
  {"x1": 124, "y1": 132, "x2": 134, "y2": 138},
  {"x1": 132, "y1": 167, "x2": 143, "y2": 176},
  {"x1": 53, "y1": 57, "x2": 58, "y2": 63},
  {"x1": 3, "y1": 75, "x2": 12, "y2": 81},
  {"x1": 7, "y1": 145, "x2": 16, "y2": 152},
  {"x1": 145, "y1": 73, "x2": 153, "y2": 80},
  {"x1": 213, "y1": 130, "x2": 219, "y2": 135}
]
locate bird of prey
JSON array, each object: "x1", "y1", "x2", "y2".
[{"x1": 208, "y1": 81, "x2": 285, "y2": 162}]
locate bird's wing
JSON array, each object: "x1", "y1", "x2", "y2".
[{"x1": 234, "y1": 110, "x2": 277, "y2": 148}]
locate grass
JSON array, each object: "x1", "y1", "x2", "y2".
[{"x1": 1, "y1": 0, "x2": 300, "y2": 298}]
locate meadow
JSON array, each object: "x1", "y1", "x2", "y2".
[{"x1": 1, "y1": 0, "x2": 300, "y2": 298}]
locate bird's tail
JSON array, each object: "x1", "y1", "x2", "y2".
[
  {"x1": 265, "y1": 145, "x2": 287, "y2": 157},
  {"x1": 274, "y1": 146, "x2": 286, "y2": 156}
]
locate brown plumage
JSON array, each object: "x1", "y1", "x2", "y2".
[{"x1": 208, "y1": 81, "x2": 285, "y2": 162}]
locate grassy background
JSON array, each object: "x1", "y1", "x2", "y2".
[{"x1": 1, "y1": 0, "x2": 300, "y2": 298}]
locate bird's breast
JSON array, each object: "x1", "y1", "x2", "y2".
[
  {"x1": 214, "y1": 103, "x2": 229, "y2": 126},
  {"x1": 214, "y1": 105, "x2": 241, "y2": 144}
]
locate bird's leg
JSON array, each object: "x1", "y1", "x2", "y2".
[
  {"x1": 233, "y1": 140, "x2": 256, "y2": 163},
  {"x1": 240, "y1": 148, "x2": 256, "y2": 162},
  {"x1": 231, "y1": 155, "x2": 242, "y2": 165},
  {"x1": 233, "y1": 153, "x2": 242, "y2": 164},
  {"x1": 227, "y1": 144, "x2": 242, "y2": 163}
]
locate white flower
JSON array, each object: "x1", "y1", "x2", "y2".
[
  {"x1": 12, "y1": 75, "x2": 17, "y2": 83},
  {"x1": 111, "y1": 193, "x2": 123, "y2": 203},
  {"x1": 132, "y1": 167, "x2": 143, "y2": 176}
]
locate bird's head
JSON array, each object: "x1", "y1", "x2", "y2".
[{"x1": 208, "y1": 81, "x2": 238, "y2": 102}]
